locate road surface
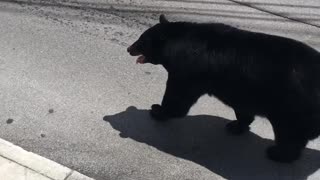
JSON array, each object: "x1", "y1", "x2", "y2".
[{"x1": 0, "y1": 0, "x2": 320, "y2": 179}]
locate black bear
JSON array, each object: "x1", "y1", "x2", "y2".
[{"x1": 127, "y1": 14, "x2": 320, "y2": 163}]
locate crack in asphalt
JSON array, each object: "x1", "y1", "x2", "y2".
[{"x1": 227, "y1": 0, "x2": 320, "y2": 29}]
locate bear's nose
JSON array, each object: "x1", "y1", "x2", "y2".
[{"x1": 127, "y1": 46, "x2": 132, "y2": 53}]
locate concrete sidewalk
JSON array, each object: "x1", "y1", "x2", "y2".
[{"x1": 0, "y1": 138, "x2": 94, "y2": 180}]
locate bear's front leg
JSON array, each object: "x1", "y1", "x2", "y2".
[
  {"x1": 150, "y1": 104, "x2": 167, "y2": 120},
  {"x1": 226, "y1": 110, "x2": 255, "y2": 135},
  {"x1": 150, "y1": 76, "x2": 201, "y2": 121}
]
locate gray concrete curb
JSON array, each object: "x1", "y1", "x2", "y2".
[{"x1": 0, "y1": 138, "x2": 94, "y2": 180}]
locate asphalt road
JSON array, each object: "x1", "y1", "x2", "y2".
[{"x1": 0, "y1": 0, "x2": 320, "y2": 180}]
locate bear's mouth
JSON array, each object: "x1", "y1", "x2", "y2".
[
  {"x1": 136, "y1": 55, "x2": 146, "y2": 64},
  {"x1": 127, "y1": 44, "x2": 147, "y2": 64}
]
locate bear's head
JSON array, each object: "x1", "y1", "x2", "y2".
[{"x1": 127, "y1": 14, "x2": 170, "y2": 65}]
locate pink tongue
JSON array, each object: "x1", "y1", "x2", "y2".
[{"x1": 136, "y1": 55, "x2": 146, "y2": 64}]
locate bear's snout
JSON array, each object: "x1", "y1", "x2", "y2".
[
  {"x1": 127, "y1": 45, "x2": 133, "y2": 54},
  {"x1": 127, "y1": 45, "x2": 132, "y2": 53},
  {"x1": 127, "y1": 42, "x2": 142, "y2": 56}
]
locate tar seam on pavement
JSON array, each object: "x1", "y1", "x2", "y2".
[{"x1": 227, "y1": 0, "x2": 320, "y2": 29}]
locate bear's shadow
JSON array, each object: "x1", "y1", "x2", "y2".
[{"x1": 103, "y1": 106, "x2": 320, "y2": 180}]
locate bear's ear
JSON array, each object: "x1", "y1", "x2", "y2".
[{"x1": 159, "y1": 14, "x2": 169, "y2": 24}]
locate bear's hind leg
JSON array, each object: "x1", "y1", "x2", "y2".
[{"x1": 267, "y1": 116, "x2": 308, "y2": 163}]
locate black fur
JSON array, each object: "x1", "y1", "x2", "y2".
[{"x1": 127, "y1": 15, "x2": 320, "y2": 163}]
